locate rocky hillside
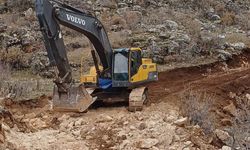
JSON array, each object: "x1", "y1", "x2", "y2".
[{"x1": 0, "y1": 0, "x2": 250, "y2": 73}]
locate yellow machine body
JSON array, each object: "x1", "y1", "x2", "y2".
[
  {"x1": 129, "y1": 48, "x2": 157, "y2": 83},
  {"x1": 80, "y1": 65, "x2": 103, "y2": 85}
]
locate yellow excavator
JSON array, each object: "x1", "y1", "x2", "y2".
[{"x1": 35, "y1": 0, "x2": 158, "y2": 112}]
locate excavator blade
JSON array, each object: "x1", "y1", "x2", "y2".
[{"x1": 52, "y1": 85, "x2": 96, "y2": 112}]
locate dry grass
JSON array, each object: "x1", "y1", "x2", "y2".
[
  {"x1": 143, "y1": 7, "x2": 173, "y2": 25},
  {"x1": 124, "y1": 11, "x2": 142, "y2": 30},
  {"x1": 0, "y1": 61, "x2": 11, "y2": 97},
  {"x1": 180, "y1": 89, "x2": 215, "y2": 135},
  {"x1": 109, "y1": 31, "x2": 130, "y2": 48},
  {"x1": 174, "y1": 12, "x2": 201, "y2": 39},
  {"x1": 0, "y1": 47, "x2": 22, "y2": 66},
  {"x1": 215, "y1": 3, "x2": 226, "y2": 17},
  {"x1": 111, "y1": 15, "x2": 127, "y2": 29},
  {"x1": 6, "y1": 0, "x2": 33, "y2": 12},
  {"x1": 226, "y1": 33, "x2": 250, "y2": 47},
  {"x1": 0, "y1": 61, "x2": 10, "y2": 81},
  {"x1": 227, "y1": 96, "x2": 250, "y2": 149},
  {"x1": 221, "y1": 12, "x2": 236, "y2": 26},
  {"x1": 237, "y1": 12, "x2": 250, "y2": 31}
]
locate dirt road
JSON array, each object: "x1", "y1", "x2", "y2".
[{"x1": 149, "y1": 49, "x2": 250, "y2": 107}]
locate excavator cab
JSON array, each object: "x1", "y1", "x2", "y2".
[
  {"x1": 82, "y1": 48, "x2": 158, "y2": 88},
  {"x1": 112, "y1": 48, "x2": 158, "y2": 87}
]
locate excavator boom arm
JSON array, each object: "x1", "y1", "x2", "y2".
[
  {"x1": 35, "y1": 0, "x2": 113, "y2": 88},
  {"x1": 36, "y1": 0, "x2": 72, "y2": 91},
  {"x1": 35, "y1": 0, "x2": 113, "y2": 112}
]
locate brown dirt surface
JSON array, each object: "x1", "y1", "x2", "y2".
[
  {"x1": 0, "y1": 49, "x2": 249, "y2": 149},
  {"x1": 148, "y1": 48, "x2": 250, "y2": 107}
]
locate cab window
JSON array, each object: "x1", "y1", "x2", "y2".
[{"x1": 113, "y1": 52, "x2": 129, "y2": 81}]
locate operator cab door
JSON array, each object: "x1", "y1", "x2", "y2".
[
  {"x1": 112, "y1": 49, "x2": 142, "y2": 87},
  {"x1": 129, "y1": 50, "x2": 142, "y2": 82}
]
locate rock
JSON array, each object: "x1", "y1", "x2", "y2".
[
  {"x1": 168, "y1": 41, "x2": 180, "y2": 54},
  {"x1": 97, "y1": 0, "x2": 117, "y2": 9},
  {"x1": 139, "y1": 138, "x2": 159, "y2": 149},
  {"x1": 217, "y1": 50, "x2": 232, "y2": 61},
  {"x1": 231, "y1": 42, "x2": 246, "y2": 51},
  {"x1": 148, "y1": 28, "x2": 160, "y2": 33},
  {"x1": 74, "y1": 118, "x2": 84, "y2": 126},
  {"x1": 0, "y1": 5, "x2": 8, "y2": 14},
  {"x1": 1, "y1": 123, "x2": 10, "y2": 133},
  {"x1": 0, "y1": 133, "x2": 4, "y2": 143},
  {"x1": 102, "y1": 135, "x2": 109, "y2": 141},
  {"x1": 245, "y1": 136, "x2": 250, "y2": 143},
  {"x1": 22, "y1": 33, "x2": 35, "y2": 47},
  {"x1": 153, "y1": 55, "x2": 164, "y2": 64},
  {"x1": 132, "y1": 5, "x2": 142, "y2": 11},
  {"x1": 229, "y1": 92, "x2": 237, "y2": 99},
  {"x1": 163, "y1": 115, "x2": 176, "y2": 123},
  {"x1": 123, "y1": 11, "x2": 142, "y2": 27},
  {"x1": 159, "y1": 32, "x2": 170, "y2": 39},
  {"x1": 24, "y1": 8, "x2": 34, "y2": 19},
  {"x1": 174, "y1": 117, "x2": 188, "y2": 126},
  {"x1": 80, "y1": 128, "x2": 89, "y2": 138},
  {"x1": 214, "y1": 129, "x2": 233, "y2": 145},
  {"x1": 158, "y1": 134, "x2": 174, "y2": 148},
  {"x1": 175, "y1": 34, "x2": 191, "y2": 44},
  {"x1": 30, "y1": 52, "x2": 52, "y2": 76},
  {"x1": 246, "y1": 93, "x2": 250, "y2": 101},
  {"x1": 151, "y1": 146, "x2": 159, "y2": 150},
  {"x1": 123, "y1": 121, "x2": 129, "y2": 125},
  {"x1": 72, "y1": 130, "x2": 81, "y2": 137},
  {"x1": 119, "y1": 140, "x2": 130, "y2": 149},
  {"x1": 220, "y1": 118, "x2": 233, "y2": 126},
  {"x1": 129, "y1": 125, "x2": 136, "y2": 130},
  {"x1": 244, "y1": 94, "x2": 250, "y2": 107},
  {"x1": 117, "y1": 3, "x2": 128, "y2": 8},
  {"x1": 155, "y1": 24, "x2": 166, "y2": 30},
  {"x1": 0, "y1": 22, "x2": 7, "y2": 33},
  {"x1": 96, "y1": 114, "x2": 113, "y2": 123},
  {"x1": 211, "y1": 15, "x2": 221, "y2": 21},
  {"x1": 191, "y1": 135, "x2": 214, "y2": 149},
  {"x1": 164, "y1": 20, "x2": 178, "y2": 30},
  {"x1": 154, "y1": 124, "x2": 175, "y2": 148},
  {"x1": 117, "y1": 7, "x2": 130, "y2": 14},
  {"x1": 86, "y1": 135, "x2": 92, "y2": 140},
  {"x1": 138, "y1": 122, "x2": 147, "y2": 130},
  {"x1": 222, "y1": 146, "x2": 232, "y2": 150},
  {"x1": 223, "y1": 103, "x2": 237, "y2": 116},
  {"x1": 29, "y1": 118, "x2": 47, "y2": 129}
]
